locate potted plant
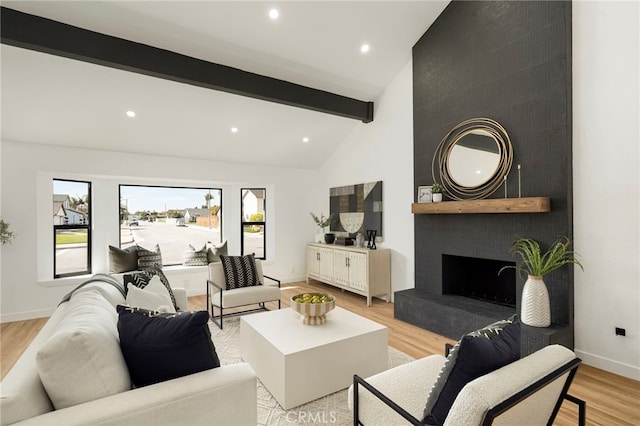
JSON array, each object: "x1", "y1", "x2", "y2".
[
  {"x1": 432, "y1": 183, "x2": 443, "y2": 202},
  {"x1": 502, "y1": 236, "x2": 583, "y2": 327},
  {"x1": 1, "y1": 218, "x2": 15, "y2": 246},
  {"x1": 310, "y1": 212, "x2": 336, "y2": 244}
]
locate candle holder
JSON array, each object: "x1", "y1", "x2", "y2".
[
  {"x1": 504, "y1": 176, "x2": 508, "y2": 198},
  {"x1": 518, "y1": 164, "x2": 522, "y2": 198}
]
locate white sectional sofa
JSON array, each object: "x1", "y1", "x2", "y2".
[{"x1": 1, "y1": 277, "x2": 257, "y2": 426}]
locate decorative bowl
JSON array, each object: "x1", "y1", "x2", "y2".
[{"x1": 290, "y1": 293, "x2": 335, "y2": 325}]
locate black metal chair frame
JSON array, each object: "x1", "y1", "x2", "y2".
[
  {"x1": 206, "y1": 274, "x2": 281, "y2": 329},
  {"x1": 353, "y1": 357, "x2": 586, "y2": 426}
]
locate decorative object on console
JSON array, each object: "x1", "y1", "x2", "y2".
[
  {"x1": 432, "y1": 118, "x2": 513, "y2": 200},
  {"x1": 334, "y1": 236, "x2": 353, "y2": 246},
  {"x1": 329, "y1": 181, "x2": 382, "y2": 240},
  {"x1": 366, "y1": 230, "x2": 377, "y2": 249},
  {"x1": 355, "y1": 232, "x2": 365, "y2": 247},
  {"x1": 418, "y1": 185, "x2": 433, "y2": 203},
  {"x1": 324, "y1": 233, "x2": 336, "y2": 244},
  {"x1": 431, "y1": 183, "x2": 443, "y2": 203},
  {"x1": 340, "y1": 212, "x2": 365, "y2": 233},
  {"x1": 310, "y1": 212, "x2": 335, "y2": 243},
  {"x1": 290, "y1": 293, "x2": 335, "y2": 325},
  {"x1": 501, "y1": 237, "x2": 583, "y2": 327}
]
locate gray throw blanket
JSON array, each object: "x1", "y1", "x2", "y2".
[{"x1": 59, "y1": 273, "x2": 126, "y2": 305}]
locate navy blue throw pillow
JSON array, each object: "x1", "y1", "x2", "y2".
[
  {"x1": 117, "y1": 306, "x2": 220, "y2": 387},
  {"x1": 423, "y1": 316, "x2": 520, "y2": 425}
]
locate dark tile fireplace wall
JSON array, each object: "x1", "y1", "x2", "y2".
[{"x1": 395, "y1": 1, "x2": 574, "y2": 352}]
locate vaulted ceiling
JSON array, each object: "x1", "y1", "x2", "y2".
[{"x1": 1, "y1": 1, "x2": 448, "y2": 169}]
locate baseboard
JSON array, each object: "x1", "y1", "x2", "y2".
[
  {"x1": 1, "y1": 307, "x2": 54, "y2": 323},
  {"x1": 575, "y1": 349, "x2": 640, "y2": 381}
]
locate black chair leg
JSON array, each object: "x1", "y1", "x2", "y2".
[{"x1": 564, "y1": 394, "x2": 586, "y2": 426}]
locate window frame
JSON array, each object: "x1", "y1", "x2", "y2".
[
  {"x1": 241, "y1": 188, "x2": 266, "y2": 260},
  {"x1": 53, "y1": 179, "x2": 92, "y2": 278},
  {"x1": 118, "y1": 184, "x2": 223, "y2": 266}
]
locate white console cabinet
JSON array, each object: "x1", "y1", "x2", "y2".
[{"x1": 306, "y1": 243, "x2": 391, "y2": 306}]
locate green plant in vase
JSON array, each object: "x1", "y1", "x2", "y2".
[
  {"x1": 431, "y1": 183, "x2": 443, "y2": 202},
  {"x1": 310, "y1": 212, "x2": 336, "y2": 243},
  {"x1": 502, "y1": 236, "x2": 583, "y2": 327}
]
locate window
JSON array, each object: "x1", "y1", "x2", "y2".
[
  {"x1": 241, "y1": 188, "x2": 266, "y2": 259},
  {"x1": 53, "y1": 179, "x2": 91, "y2": 278},
  {"x1": 119, "y1": 185, "x2": 222, "y2": 266}
]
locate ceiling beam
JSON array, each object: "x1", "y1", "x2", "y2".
[{"x1": 0, "y1": 7, "x2": 374, "y2": 123}]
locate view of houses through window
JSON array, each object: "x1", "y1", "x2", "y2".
[
  {"x1": 119, "y1": 185, "x2": 222, "y2": 266},
  {"x1": 241, "y1": 188, "x2": 266, "y2": 259},
  {"x1": 53, "y1": 179, "x2": 91, "y2": 278}
]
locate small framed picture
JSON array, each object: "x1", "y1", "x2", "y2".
[{"x1": 418, "y1": 186, "x2": 433, "y2": 203}]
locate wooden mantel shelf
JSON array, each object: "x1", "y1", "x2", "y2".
[{"x1": 411, "y1": 197, "x2": 550, "y2": 214}]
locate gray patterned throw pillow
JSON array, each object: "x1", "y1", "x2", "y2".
[
  {"x1": 137, "y1": 244, "x2": 162, "y2": 270},
  {"x1": 183, "y1": 244, "x2": 209, "y2": 266}
]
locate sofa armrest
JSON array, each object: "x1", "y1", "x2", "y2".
[
  {"x1": 348, "y1": 354, "x2": 446, "y2": 426},
  {"x1": 12, "y1": 363, "x2": 257, "y2": 426},
  {"x1": 172, "y1": 287, "x2": 189, "y2": 312}
]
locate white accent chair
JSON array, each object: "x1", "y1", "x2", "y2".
[
  {"x1": 349, "y1": 344, "x2": 586, "y2": 426},
  {"x1": 207, "y1": 260, "x2": 281, "y2": 329}
]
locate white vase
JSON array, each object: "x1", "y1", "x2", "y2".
[
  {"x1": 433, "y1": 193, "x2": 443, "y2": 202},
  {"x1": 521, "y1": 275, "x2": 551, "y2": 327}
]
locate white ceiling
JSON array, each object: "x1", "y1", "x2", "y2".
[{"x1": 1, "y1": 1, "x2": 448, "y2": 169}]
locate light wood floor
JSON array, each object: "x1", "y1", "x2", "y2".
[{"x1": 2, "y1": 280, "x2": 638, "y2": 425}]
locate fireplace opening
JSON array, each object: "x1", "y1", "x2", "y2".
[{"x1": 442, "y1": 254, "x2": 516, "y2": 307}]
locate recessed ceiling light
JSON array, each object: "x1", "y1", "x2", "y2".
[
  {"x1": 302, "y1": 137, "x2": 310, "y2": 143},
  {"x1": 231, "y1": 127, "x2": 239, "y2": 133},
  {"x1": 269, "y1": 8, "x2": 279, "y2": 20},
  {"x1": 360, "y1": 44, "x2": 370, "y2": 54},
  {"x1": 126, "y1": 110, "x2": 136, "y2": 118}
]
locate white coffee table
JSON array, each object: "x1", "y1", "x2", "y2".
[{"x1": 239, "y1": 306, "x2": 388, "y2": 409}]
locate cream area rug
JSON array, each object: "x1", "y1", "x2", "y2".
[{"x1": 209, "y1": 315, "x2": 414, "y2": 426}]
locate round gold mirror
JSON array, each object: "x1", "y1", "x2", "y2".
[{"x1": 432, "y1": 118, "x2": 513, "y2": 200}]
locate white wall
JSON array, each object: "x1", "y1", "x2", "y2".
[
  {"x1": 0, "y1": 141, "x2": 321, "y2": 322},
  {"x1": 320, "y1": 61, "x2": 415, "y2": 297},
  {"x1": 573, "y1": 1, "x2": 640, "y2": 380}
]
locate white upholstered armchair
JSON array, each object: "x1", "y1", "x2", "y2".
[
  {"x1": 349, "y1": 344, "x2": 586, "y2": 426},
  {"x1": 207, "y1": 258, "x2": 281, "y2": 329}
]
